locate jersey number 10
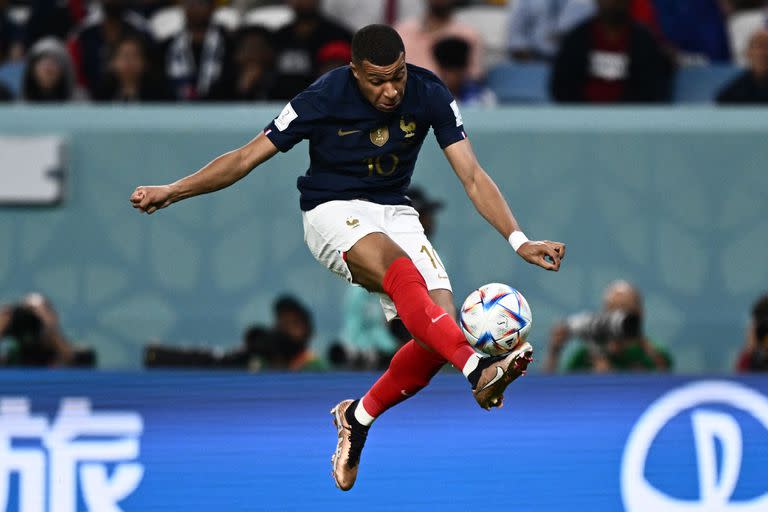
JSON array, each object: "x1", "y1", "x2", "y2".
[{"x1": 364, "y1": 153, "x2": 400, "y2": 177}]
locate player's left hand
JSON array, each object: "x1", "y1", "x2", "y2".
[{"x1": 517, "y1": 240, "x2": 565, "y2": 271}]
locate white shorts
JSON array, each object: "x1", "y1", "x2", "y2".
[{"x1": 302, "y1": 199, "x2": 453, "y2": 321}]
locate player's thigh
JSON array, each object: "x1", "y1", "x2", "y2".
[
  {"x1": 345, "y1": 232, "x2": 409, "y2": 293},
  {"x1": 303, "y1": 200, "x2": 400, "y2": 288}
]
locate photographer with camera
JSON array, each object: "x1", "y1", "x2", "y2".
[
  {"x1": 0, "y1": 293, "x2": 75, "y2": 367},
  {"x1": 145, "y1": 294, "x2": 327, "y2": 371},
  {"x1": 544, "y1": 280, "x2": 672, "y2": 373},
  {"x1": 735, "y1": 293, "x2": 768, "y2": 372}
]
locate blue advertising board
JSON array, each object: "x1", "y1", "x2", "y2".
[{"x1": 1, "y1": 372, "x2": 767, "y2": 511}]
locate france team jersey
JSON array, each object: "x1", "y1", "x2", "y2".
[{"x1": 264, "y1": 64, "x2": 466, "y2": 211}]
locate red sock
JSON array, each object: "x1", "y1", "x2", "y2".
[
  {"x1": 382, "y1": 257, "x2": 476, "y2": 370},
  {"x1": 362, "y1": 340, "x2": 446, "y2": 417}
]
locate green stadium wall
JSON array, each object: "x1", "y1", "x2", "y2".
[{"x1": 1, "y1": 106, "x2": 766, "y2": 371}]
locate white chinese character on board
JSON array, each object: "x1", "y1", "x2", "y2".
[{"x1": 0, "y1": 397, "x2": 144, "y2": 512}]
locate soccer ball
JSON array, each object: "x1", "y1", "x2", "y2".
[{"x1": 459, "y1": 283, "x2": 532, "y2": 356}]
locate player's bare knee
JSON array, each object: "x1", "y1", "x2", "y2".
[
  {"x1": 346, "y1": 232, "x2": 410, "y2": 291},
  {"x1": 429, "y1": 289, "x2": 456, "y2": 319}
]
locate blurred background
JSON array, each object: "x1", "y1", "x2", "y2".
[{"x1": 1, "y1": 1, "x2": 768, "y2": 510}]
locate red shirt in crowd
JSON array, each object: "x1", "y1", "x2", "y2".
[{"x1": 584, "y1": 22, "x2": 631, "y2": 103}]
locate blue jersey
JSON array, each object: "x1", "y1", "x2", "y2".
[{"x1": 264, "y1": 64, "x2": 466, "y2": 211}]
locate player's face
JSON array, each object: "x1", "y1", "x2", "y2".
[{"x1": 351, "y1": 54, "x2": 407, "y2": 112}]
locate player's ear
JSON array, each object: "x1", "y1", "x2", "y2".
[{"x1": 350, "y1": 61, "x2": 360, "y2": 80}]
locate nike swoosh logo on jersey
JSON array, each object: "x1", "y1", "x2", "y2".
[
  {"x1": 338, "y1": 129, "x2": 361, "y2": 136},
  {"x1": 479, "y1": 367, "x2": 504, "y2": 392},
  {"x1": 430, "y1": 312, "x2": 448, "y2": 323}
]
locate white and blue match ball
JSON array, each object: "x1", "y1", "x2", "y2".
[{"x1": 459, "y1": 283, "x2": 533, "y2": 356}]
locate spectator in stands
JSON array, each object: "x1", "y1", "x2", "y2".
[
  {"x1": 0, "y1": 293, "x2": 75, "y2": 367},
  {"x1": 395, "y1": 0, "x2": 484, "y2": 81},
  {"x1": 0, "y1": 0, "x2": 24, "y2": 62},
  {"x1": 717, "y1": 28, "x2": 768, "y2": 103},
  {"x1": 231, "y1": 0, "x2": 283, "y2": 16},
  {"x1": 25, "y1": 0, "x2": 85, "y2": 51},
  {"x1": 544, "y1": 280, "x2": 673, "y2": 373},
  {"x1": 550, "y1": 0, "x2": 673, "y2": 103},
  {"x1": 269, "y1": 0, "x2": 352, "y2": 100},
  {"x1": 433, "y1": 36, "x2": 496, "y2": 106},
  {"x1": 22, "y1": 38, "x2": 84, "y2": 102},
  {"x1": 723, "y1": 0, "x2": 768, "y2": 13},
  {"x1": 322, "y1": 0, "x2": 423, "y2": 32},
  {"x1": 95, "y1": 34, "x2": 171, "y2": 102},
  {"x1": 331, "y1": 286, "x2": 400, "y2": 370},
  {"x1": 132, "y1": 0, "x2": 176, "y2": 18},
  {"x1": 651, "y1": 0, "x2": 731, "y2": 64},
  {"x1": 507, "y1": 0, "x2": 596, "y2": 61},
  {"x1": 244, "y1": 295, "x2": 327, "y2": 371},
  {"x1": 209, "y1": 26, "x2": 275, "y2": 101},
  {"x1": 68, "y1": 0, "x2": 155, "y2": 96},
  {"x1": 723, "y1": 0, "x2": 768, "y2": 66},
  {"x1": 316, "y1": 40, "x2": 352, "y2": 75},
  {"x1": 735, "y1": 293, "x2": 768, "y2": 372},
  {"x1": 163, "y1": 0, "x2": 232, "y2": 101}
]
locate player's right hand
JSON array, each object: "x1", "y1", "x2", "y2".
[
  {"x1": 517, "y1": 240, "x2": 565, "y2": 271},
  {"x1": 130, "y1": 185, "x2": 174, "y2": 214}
]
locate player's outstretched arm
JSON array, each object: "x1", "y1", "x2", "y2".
[
  {"x1": 444, "y1": 138, "x2": 565, "y2": 271},
  {"x1": 130, "y1": 132, "x2": 279, "y2": 214}
]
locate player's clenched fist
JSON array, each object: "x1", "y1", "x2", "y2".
[
  {"x1": 130, "y1": 185, "x2": 174, "y2": 214},
  {"x1": 517, "y1": 240, "x2": 566, "y2": 272}
]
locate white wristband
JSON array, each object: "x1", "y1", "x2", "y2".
[{"x1": 508, "y1": 231, "x2": 529, "y2": 253}]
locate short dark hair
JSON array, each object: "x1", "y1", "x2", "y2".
[
  {"x1": 352, "y1": 24, "x2": 405, "y2": 66},
  {"x1": 274, "y1": 295, "x2": 313, "y2": 333}
]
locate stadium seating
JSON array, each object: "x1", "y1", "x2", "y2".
[
  {"x1": 486, "y1": 62, "x2": 551, "y2": 104},
  {"x1": 0, "y1": 61, "x2": 24, "y2": 98},
  {"x1": 673, "y1": 65, "x2": 740, "y2": 103}
]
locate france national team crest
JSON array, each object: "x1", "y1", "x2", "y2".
[
  {"x1": 399, "y1": 115, "x2": 416, "y2": 138},
  {"x1": 370, "y1": 126, "x2": 389, "y2": 147}
]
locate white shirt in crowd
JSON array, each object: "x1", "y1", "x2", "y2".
[{"x1": 508, "y1": 0, "x2": 596, "y2": 59}]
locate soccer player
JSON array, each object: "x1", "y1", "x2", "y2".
[{"x1": 130, "y1": 25, "x2": 565, "y2": 491}]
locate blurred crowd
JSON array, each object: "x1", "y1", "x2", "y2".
[{"x1": 1, "y1": 0, "x2": 767, "y2": 104}]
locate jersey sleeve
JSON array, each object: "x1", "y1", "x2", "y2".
[
  {"x1": 264, "y1": 90, "x2": 324, "y2": 152},
  {"x1": 428, "y1": 82, "x2": 467, "y2": 149}
]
